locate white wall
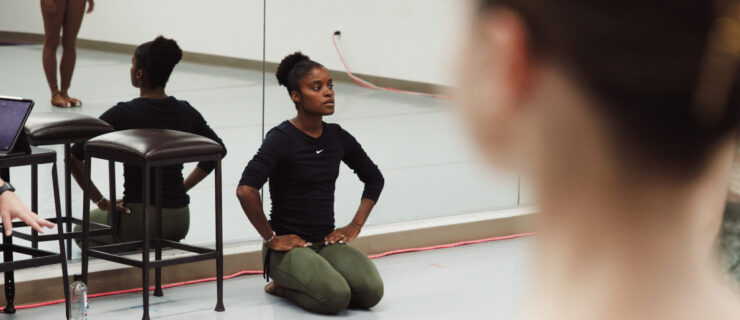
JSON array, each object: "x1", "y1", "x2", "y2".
[{"x1": 0, "y1": 0, "x2": 466, "y2": 86}]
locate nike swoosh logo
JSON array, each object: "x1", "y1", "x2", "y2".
[{"x1": 316, "y1": 149, "x2": 324, "y2": 154}]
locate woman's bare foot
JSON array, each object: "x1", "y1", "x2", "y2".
[
  {"x1": 51, "y1": 92, "x2": 71, "y2": 108},
  {"x1": 264, "y1": 281, "x2": 285, "y2": 297},
  {"x1": 60, "y1": 92, "x2": 82, "y2": 107}
]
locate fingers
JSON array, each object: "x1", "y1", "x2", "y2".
[
  {"x1": 35, "y1": 213, "x2": 55, "y2": 229},
  {"x1": 1, "y1": 212, "x2": 12, "y2": 237},
  {"x1": 324, "y1": 231, "x2": 345, "y2": 245},
  {"x1": 288, "y1": 235, "x2": 311, "y2": 248},
  {"x1": 21, "y1": 211, "x2": 44, "y2": 234},
  {"x1": 117, "y1": 205, "x2": 131, "y2": 214},
  {"x1": 114, "y1": 200, "x2": 130, "y2": 214}
]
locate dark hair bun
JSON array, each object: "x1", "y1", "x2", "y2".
[
  {"x1": 150, "y1": 35, "x2": 183, "y2": 66},
  {"x1": 134, "y1": 35, "x2": 183, "y2": 88},
  {"x1": 276, "y1": 52, "x2": 310, "y2": 87}
]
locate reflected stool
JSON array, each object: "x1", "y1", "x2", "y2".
[
  {"x1": 15, "y1": 112, "x2": 114, "y2": 259},
  {"x1": 0, "y1": 148, "x2": 70, "y2": 317},
  {"x1": 80, "y1": 129, "x2": 225, "y2": 320}
]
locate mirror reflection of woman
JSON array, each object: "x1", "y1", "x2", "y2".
[
  {"x1": 40, "y1": 0, "x2": 93, "y2": 108},
  {"x1": 68, "y1": 36, "x2": 227, "y2": 247},
  {"x1": 237, "y1": 52, "x2": 385, "y2": 315},
  {"x1": 458, "y1": 0, "x2": 740, "y2": 319}
]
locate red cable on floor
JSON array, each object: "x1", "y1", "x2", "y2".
[
  {"x1": 0, "y1": 232, "x2": 534, "y2": 311},
  {"x1": 366, "y1": 232, "x2": 536, "y2": 259},
  {"x1": 331, "y1": 32, "x2": 454, "y2": 100}
]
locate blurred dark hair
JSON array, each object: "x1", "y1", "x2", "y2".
[
  {"x1": 480, "y1": 0, "x2": 740, "y2": 172},
  {"x1": 276, "y1": 51, "x2": 324, "y2": 96},
  {"x1": 134, "y1": 36, "x2": 183, "y2": 88}
]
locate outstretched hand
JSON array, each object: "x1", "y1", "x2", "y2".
[
  {"x1": 324, "y1": 224, "x2": 360, "y2": 245},
  {"x1": 0, "y1": 190, "x2": 55, "y2": 236}
]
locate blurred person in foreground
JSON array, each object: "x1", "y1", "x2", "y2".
[{"x1": 458, "y1": 0, "x2": 740, "y2": 319}]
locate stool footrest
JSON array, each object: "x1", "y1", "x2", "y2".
[
  {"x1": 0, "y1": 245, "x2": 62, "y2": 272},
  {"x1": 0, "y1": 255, "x2": 63, "y2": 273},
  {"x1": 149, "y1": 252, "x2": 217, "y2": 269},
  {"x1": 87, "y1": 240, "x2": 218, "y2": 269},
  {"x1": 13, "y1": 217, "x2": 111, "y2": 242},
  {"x1": 88, "y1": 249, "x2": 142, "y2": 268},
  {"x1": 2, "y1": 244, "x2": 57, "y2": 257},
  {"x1": 160, "y1": 240, "x2": 214, "y2": 254},
  {"x1": 90, "y1": 240, "x2": 141, "y2": 254}
]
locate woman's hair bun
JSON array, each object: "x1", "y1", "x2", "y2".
[{"x1": 276, "y1": 51, "x2": 311, "y2": 87}]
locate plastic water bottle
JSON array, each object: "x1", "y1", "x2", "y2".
[{"x1": 70, "y1": 274, "x2": 88, "y2": 320}]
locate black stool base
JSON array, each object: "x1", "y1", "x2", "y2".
[
  {"x1": 88, "y1": 240, "x2": 217, "y2": 268},
  {"x1": 1, "y1": 151, "x2": 70, "y2": 319}
]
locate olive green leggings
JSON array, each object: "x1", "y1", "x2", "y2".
[
  {"x1": 262, "y1": 243, "x2": 384, "y2": 314},
  {"x1": 74, "y1": 202, "x2": 189, "y2": 247}
]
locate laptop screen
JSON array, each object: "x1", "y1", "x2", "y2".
[{"x1": 0, "y1": 98, "x2": 33, "y2": 151}]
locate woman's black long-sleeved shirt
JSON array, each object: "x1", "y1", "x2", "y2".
[
  {"x1": 71, "y1": 96, "x2": 227, "y2": 208},
  {"x1": 239, "y1": 120, "x2": 384, "y2": 242}
]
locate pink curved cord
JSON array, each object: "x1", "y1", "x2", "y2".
[
  {"x1": 331, "y1": 33, "x2": 454, "y2": 100},
  {"x1": 1, "y1": 232, "x2": 535, "y2": 311}
]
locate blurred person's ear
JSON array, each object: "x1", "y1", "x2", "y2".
[
  {"x1": 482, "y1": 9, "x2": 533, "y2": 105},
  {"x1": 458, "y1": 8, "x2": 534, "y2": 169}
]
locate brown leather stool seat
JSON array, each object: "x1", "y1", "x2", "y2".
[
  {"x1": 24, "y1": 112, "x2": 114, "y2": 145},
  {"x1": 84, "y1": 129, "x2": 223, "y2": 163},
  {"x1": 14, "y1": 113, "x2": 114, "y2": 260},
  {"x1": 80, "y1": 129, "x2": 225, "y2": 320}
]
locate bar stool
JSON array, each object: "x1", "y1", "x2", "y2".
[
  {"x1": 17, "y1": 112, "x2": 114, "y2": 259},
  {"x1": 0, "y1": 147, "x2": 70, "y2": 317},
  {"x1": 80, "y1": 129, "x2": 225, "y2": 320}
]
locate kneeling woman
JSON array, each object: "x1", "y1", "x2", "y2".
[{"x1": 237, "y1": 52, "x2": 385, "y2": 314}]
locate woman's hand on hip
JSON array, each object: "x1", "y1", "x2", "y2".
[
  {"x1": 324, "y1": 225, "x2": 360, "y2": 245},
  {"x1": 267, "y1": 234, "x2": 311, "y2": 251},
  {"x1": 96, "y1": 198, "x2": 131, "y2": 214}
]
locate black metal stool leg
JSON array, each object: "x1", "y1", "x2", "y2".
[
  {"x1": 64, "y1": 144, "x2": 73, "y2": 260},
  {"x1": 1, "y1": 168, "x2": 15, "y2": 314},
  {"x1": 141, "y1": 165, "x2": 151, "y2": 320},
  {"x1": 31, "y1": 165, "x2": 38, "y2": 249},
  {"x1": 2, "y1": 232, "x2": 15, "y2": 314},
  {"x1": 154, "y1": 167, "x2": 163, "y2": 297},
  {"x1": 81, "y1": 156, "x2": 92, "y2": 285},
  {"x1": 52, "y1": 163, "x2": 71, "y2": 319},
  {"x1": 214, "y1": 161, "x2": 225, "y2": 312},
  {"x1": 108, "y1": 161, "x2": 118, "y2": 243}
]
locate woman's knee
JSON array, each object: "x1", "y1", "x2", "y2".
[
  {"x1": 44, "y1": 34, "x2": 60, "y2": 49},
  {"x1": 61, "y1": 34, "x2": 78, "y2": 50},
  {"x1": 350, "y1": 274, "x2": 384, "y2": 308},
  {"x1": 279, "y1": 248, "x2": 351, "y2": 314},
  {"x1": 319, "y1": 245, "x2": 384, "y2": 308},
  {"x1": 311, "y1": 280, "x2": 351, "y2": 314}
]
